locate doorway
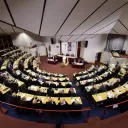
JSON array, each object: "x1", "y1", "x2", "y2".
[{"x1": 77, "y1": 41, "x2": 81, "y2": 58}]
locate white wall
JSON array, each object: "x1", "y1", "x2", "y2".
[
  {"x1": 123, "y1": 35, "x2": 128, "y2": 54},
  {"x1": 80, "y1": 34, "x2": 107, "y2": 62},
  {"x1": 62, "y1": 42, "x2": 77, "y2": 57},
  {"x1": 11, "y1": 32, "x2": 46, "y2": 56},
  {"x1": 43, "y1": 37, "x2": 60, "y2": 57}
]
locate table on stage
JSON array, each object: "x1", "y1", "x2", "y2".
[{"x1": 57, "y1": 55, "x2": 76, "y2": 64}]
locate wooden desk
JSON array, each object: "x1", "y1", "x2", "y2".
[
  {"x1": 57, "y1": 55, "x2": 76, "y2": 64},
  {"x1": 13, "y1": 54, "x2": 27, "y2": 69},
  {"x1": 1, "y1": 59, "x2": 9, "y2": 70},
  {"x1": 2, "y1": 49, "x2": 21, "y2": 57},
  {"x1": 4, "y1": 71, "x2": 24, "y2": 87},
  {"x1": 18, "y1": 92, "x2": 82, "y2": 105},
  {"x1": 53, "y1": 88, "x2": 76, "y2": 94},
  {"x1": 92, "y1": 90, "x2": 113, "y2": 102},
  {"x1": 0, "y1": 84, "x2": 11, "y2": 94},
  {"x1": 113, "y1": 86, "x2": 126, "y2": 95},
  {"x1": 24, "y1": 56, "x2": 33, "y2": 69}
]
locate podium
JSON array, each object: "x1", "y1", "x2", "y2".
[{"x1": 57, "y1": 55, "x2": 76, "y2": 64}]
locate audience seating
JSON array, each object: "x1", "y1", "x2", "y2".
[{"x1": 0, "y1": 48, "x2": 83, "y2": 111}]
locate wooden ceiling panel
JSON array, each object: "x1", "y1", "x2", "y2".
[
  {"x1": 13, "y1": 27, "x2": 24, "y2": 33},
  {"x1": 57, "y1": 0, "x2": 104, "y2": 35},
  {"x1": 40, "y1": 0, "x2": 77, "y2": 36},
  {"x1": 71, "y1": 0, "x2": 126, "y2": 35},
  {"x1": 7, "y1": 0, "x2": 45, "y2": 34},
  {"x1": 68, "y1": 35, "x2": 80, "y2": 42},
  {"x1": 0, "y1": 22, "x2": 13, "y2": 33},
  {"x1": 84, "y1": 9, "x2": 121, "y2": 34},
  {"x1": 113, "y1": 21, "x2": 128, "y2": 35},
  {"x1": 0, "y1": 0, "x2": 13, "y2": 24},
  {"x1": 60, "y1": 35, "x2": 71, "y2": 42}
]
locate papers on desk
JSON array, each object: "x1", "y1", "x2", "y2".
[
  {"x1": 16, "y1": 70, "x2": 21, "y2": 75},
  {"x1": 124, "y1": 84, "x2": 128, "y2": 88},
  {"x1": 21, "y1": 94, "x2": 25, "y2": 99},
  {"x1": 41, "y1": 98, "x2": 44, "y2": 102},
  {"x1": 85, "y1": 86, "x2": 92, "y2": 91},
  {"x1": 98, "y1": 96, "x2": 102, "y2": 101},
  {"x1": 26, "y1": 97, "x2": 33, "y2": 101},
  {"x1": 115, "y1": 89, "x2": 121, "y2": 94},
  {"x1": 113, "y1": 104, "x2": 118, "y2": 108},
  {"x1": 107, "y1": 92, "x2": 114, "y2": 98},
  {"x1": 88, "y1": 79, "x2": 93, "y2": 82}
]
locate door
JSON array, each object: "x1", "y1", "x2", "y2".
[{"x1": 77, "y1": 41, "x2": 81, "y2": 58}]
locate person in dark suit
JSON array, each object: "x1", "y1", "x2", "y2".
[
  {"x1": 0, "y1": 73, "x2": 5, "y2": 84},
  {"x1": 46, "y1": 97, "x2": 56, "y2": 109},
  {"x1": 72, "y1": 99, "x2": 81, "y2": 110},
  {"x1": 90, "y1": 85, "x2": 98, "y2": 95},
  {"x1": 11, "y1": 92, "x2": 21, "y2": 105},
  {"x1": 58, "y1": 99, "x2": 68, "y2": 110},
  {"x1": 68, "y1": 87, "x2": 75, "y2": 96},
  {"x1": 47, "y1": 87, "x2": 54, "y2": 96},
  {"x1": 98, "y1": 84, "x2": 107, "y2": 93}
]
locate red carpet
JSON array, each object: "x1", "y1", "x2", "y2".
[{"x1": 39, "y1": 56, "x2": 92, "y2": 80}]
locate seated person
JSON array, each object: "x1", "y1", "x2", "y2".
[
  {"x1": 58, "y1": 99, "x2": 68, "y2": 110},
  {"x1": 72, "y1": 99, "x2": 81, "y2": 110},
  {"x1": 11, "y1": 92, "x2": 20, "y2": 105},
  {"x1": 46, "y1": 97, "x2": 56, "y2": 109},
  {"x1": 72, "y1": 99, "x2": 79, "y2": 104},
  {"x1": 69, "y1": 87, "x2": 75, "y2": 94},
  {"x1": 58, "y1": 90, "x2": 64, "y2": 94},
  {"x1": 47, "y1": 88, "x2": 54, "y2": 95},
  {"x1": 8, "y1": 63, "x2": 13, "y2": 73},
  {"x1": 98, "y1": 84, "x2": 107, "y2": 93},
  {"x1": 66, "y1": 82, "x2": 71, "y2": 87},
  {"x1": 0, "y1": 73, "x2": 5, "y2": 84},
  {"x1": 32, "y1": 96, "x2": 38, "y2": 107},
  {"x1": 0, "y1": 57, "x2": 3, "y2": 67},
  {"x1": 90, "y1": 85, "x2": 98, "y2": 94},
  {"x1": 71, "y1": 54, "x2": 74, "y2": 57}
]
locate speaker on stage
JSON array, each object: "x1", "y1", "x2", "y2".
[
  {"x1": 84, "y1": 41, "x2": 88, "y2": 48},
  {"x1": 51, "y1": 38, "x2": 56, "y2": 44}
]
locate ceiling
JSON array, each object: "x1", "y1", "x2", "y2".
[{"x1": 0, "y1": 0, "x2": 128, "y2": 41}]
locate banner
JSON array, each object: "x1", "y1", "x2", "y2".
[{"x1": 68, "y1": 42, "x2": 72, "y2": 51}]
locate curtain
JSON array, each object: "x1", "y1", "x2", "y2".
[{"x1": 105, "y1": 34, "x2": 126, "y2": 52}]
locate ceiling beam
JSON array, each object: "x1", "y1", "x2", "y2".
[
  {"x1": 90, "y1": 29, "x2": 111, "y2": 39},
  {"x1": 81, "y1": 2, "x2": 128, "y2": 35},
  {"x1": 84, "y1": 20, "x2": 117, "y2": 39},
  {"x1": 112, "y1": 28, "x2": 119, "y2": 34},
  {"x1": 39, "y1": 0, "x2": 47, "y2": 35},
  {"x1": 12, "y1": 26, "x2": 15, "y2": 33},
  {"x1": 0, "y1": 19, "x2": 40, "y2": 36},
  {"x1": 73, "y1": 35, "x2": 82, "y2": 42},
  {"x1": 69, "y1": 0, "x2": 108, "y2": 35},
  {"x1": 118, "y1": 19, "x2": 128, "y2": 31},
  {"x1": 0, "y1": 27, "x2": 5, "y2": 33},
  {"x1": 4, "y1": 0, "x2": 16, "y2": 26},
  {"x1": 67, "y1": 35, "x2": 72, "y2": 42},
  {"x1": 55, "y1": 0, "x2": 80, "y2": 36}
]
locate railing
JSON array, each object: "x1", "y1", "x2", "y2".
[
  {"x1": 101, "y1": 99, "x2": 128, "y2": 120},
  {"x1": 0, "y1": 101, "x2": 91, "y2": 122}
]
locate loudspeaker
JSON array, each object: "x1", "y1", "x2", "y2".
[
  {"x1": 84, "y1": 41, "x2": 88, "y2": 48},
  {"x1": 51, "y1": 38, "x2": 56, "y2": 44}
]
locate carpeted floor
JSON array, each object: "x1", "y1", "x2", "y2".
[{"x1": 39, "y1": 56, "x2": 91, "y2": 80}]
